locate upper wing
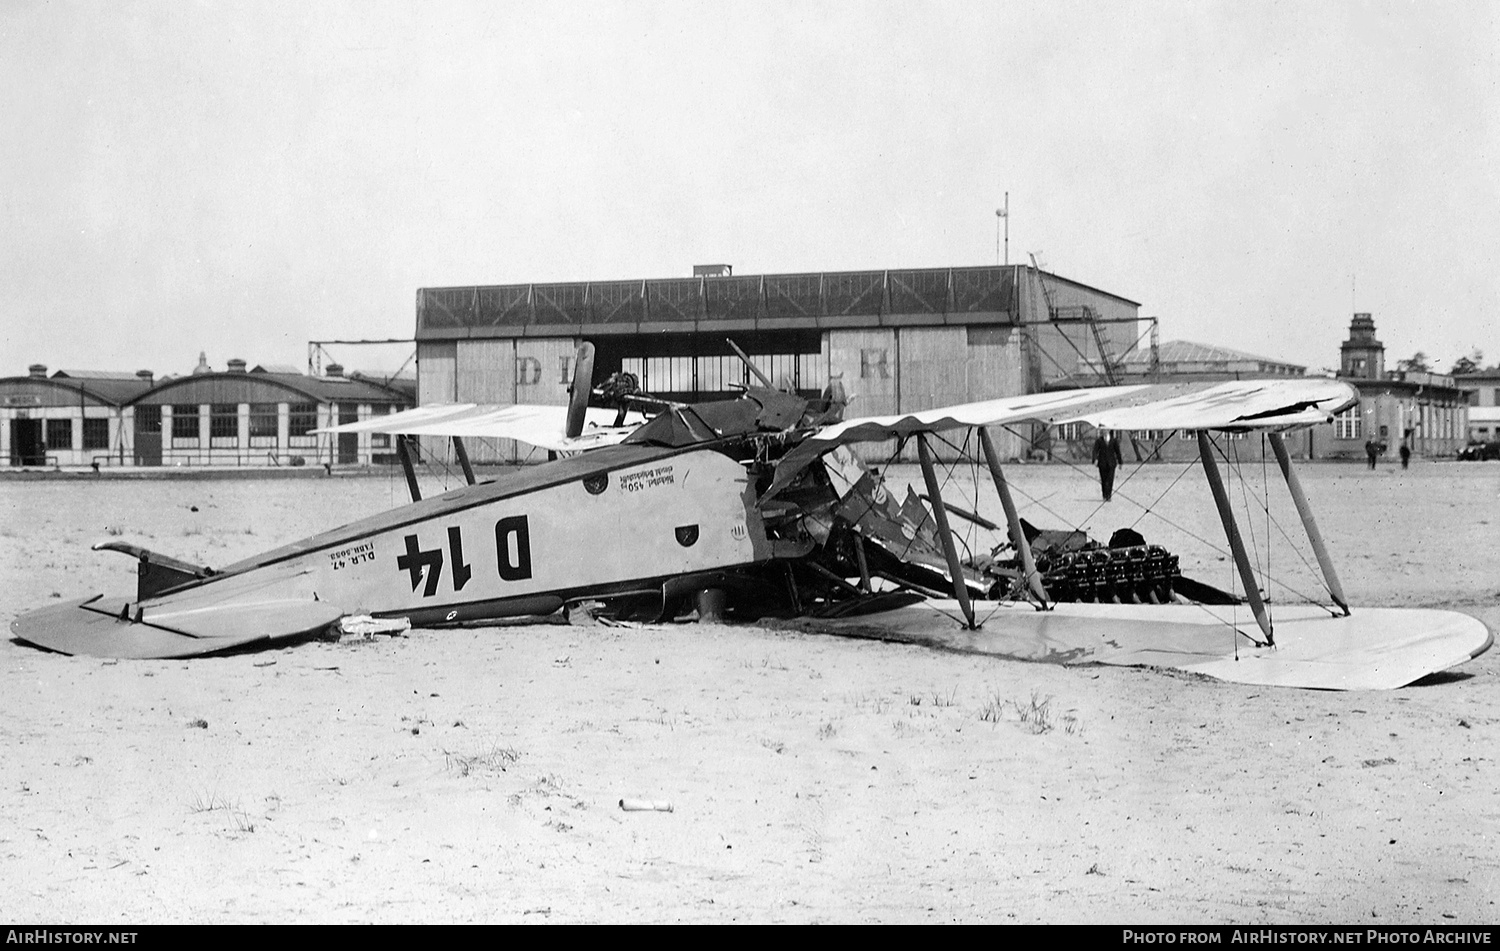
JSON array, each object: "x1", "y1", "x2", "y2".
[
  {"x1": 765, "y1": 378, "x2": 1357, "y2": 499},
  {"x1": 316, "y1": 403, "x2": 648, "y2": 453}
]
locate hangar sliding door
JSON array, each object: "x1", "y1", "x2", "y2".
[
  {"x1": 133, "y1": 406, "x2": 161, "y2": 466},
  {"x1": 10, "y1": 418, "x2": 43, "y2": 466}
]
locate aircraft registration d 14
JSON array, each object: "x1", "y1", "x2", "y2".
[{"x1": 10, "y1": 345, "x2": 1492, "y2": 689}]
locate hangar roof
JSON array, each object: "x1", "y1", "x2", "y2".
[
  {"x1": 0, "y1": 371, "x2": 156, "y2": 407},
  {"x1": 415, "y1": 266, "x2": 1137, "y2": 339},
  {"x1": 1122, "y1": 340, "x2": 1307, "y2": 374},
  {"x1": 129, "y1": 371, "x2": 413, "y2": 406}
]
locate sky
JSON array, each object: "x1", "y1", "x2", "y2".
[{"x1": 2, "y1": 0, "x2": 1497, "y2": 378}]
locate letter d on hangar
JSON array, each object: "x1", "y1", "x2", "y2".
[{"x1": 495, "y1": 515, "x2": 533, "y2": 581}]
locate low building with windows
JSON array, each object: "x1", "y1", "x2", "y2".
[
  {"x1": 0, "y1": 365, "x2": 158, "y2": 466},
  {"x1": 3, "y1": 358, "x2": 415, "y2": 468},
  {"x1": 1453, "y1": 368, "x2": 1500, "y2": 443},
  {"x1": 125, "y1": 359, "x2": 414, "y2": 467},
  {"x1": 1309, "y1": 313, "x2": 1469, "y2": 460}
]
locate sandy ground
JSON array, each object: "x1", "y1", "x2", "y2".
[{"x1": 1, "y1": 459, "x2": 1498, "y2": 924}]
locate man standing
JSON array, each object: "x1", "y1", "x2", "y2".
[
  {"x1": 1092, "y1": 428, "x2": 1121, "y2": 501},
  {"x1": 1365, "y1": 438, "x2": 1379, "y2": 469}
]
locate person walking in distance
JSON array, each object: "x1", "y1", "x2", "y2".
[
  {"x1": 1092, "y1": 428, "x2": 1121, "y2": 502},
  {"x1": 1365, "y1": 438, "x2": 1379, "y2": 470}
]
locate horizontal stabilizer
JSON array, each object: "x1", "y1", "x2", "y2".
[{"x1": 10, "y1": 595, "x2": 346, "y2": 659}]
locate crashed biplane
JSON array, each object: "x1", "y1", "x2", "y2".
[{"x1": 10, "y1": 344, "x2": 1492, "y2": 689}]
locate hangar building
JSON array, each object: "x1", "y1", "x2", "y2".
[
  {"x1": 125, "y1": 358, "x2": 415, "y2": 467},
  {"x1": 1, "y1": 358, "x2": 415, "y2": 468},
  {"x1": 0, "y1": 365, "x2": 157, "y2": 466},
  {"x1": 414, "y1": 265, "x2": 1140, "y2": 462}
]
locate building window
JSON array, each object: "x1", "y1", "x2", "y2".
[
  {"x1": 83, "y1": 418, "x2": 109, "y2": 450},
  {"x1": 1055, "y1": 422, "x2": 1085, "y2": 441},
  {"x1": 172, "y1": 405, "x2": 200, "y2": 439},
  {"x1": 135, "y1": 405, "x2": 161, "y2": 434},
  {"x1": 249, "y1": 404, "x2": 278, "y2": 438},
  {"x1": 370, "y1": 405, "x2": 391, "y2": 449},
  {"x1": 615, "y1": 345, "x2": 824, "y2": 399},
  {"x1": 1333, "y1": 406, "x2": 1361, "y2": 440},
  {"x1": 210, "y1": 404, "x2": 239, "y2": 439},
  {"x1": 289, "y1": 404, "x2": 318, "y2": 437},
  {"x1": 46, "y1": 418, "x2": 72, "y2": 450}
]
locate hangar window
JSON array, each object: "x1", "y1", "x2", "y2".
[
  {"x1": 210, "y1": 404, "x2": 239, "y2": 440},
  {"x1": 46, "y1": 418, "x2": 72, "y2": 450},
  {"x1": 288, "y1": 403, "x2": 317, "y2": 437},
  {"x1": 135, "y1": 405, "x2": 161, "y2": 434},
  {"x1": 172, "y1": 405, "x2": 200, "y2": 440},
  {"x1": 83, "y1": 418, "x2": 109, "y2": 450},
  {"x1": 249, "y1": 404, "x2": 279, "y2": 439},
  {"x1": 594, "y1": 331, "x2": 823, "y2": 403}
]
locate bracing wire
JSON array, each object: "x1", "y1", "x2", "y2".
[{"x1": 911, "y1": 423, "x2": 1336, "y2": 635}]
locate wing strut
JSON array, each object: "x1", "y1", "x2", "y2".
[
  {"x1": 1267, "y1": 432, "x2": 1349, "y2": 616},
  {"x1": 916, "y1": 433, "x2": 977, "y2": 629},
  {"x1": 979, "y1": 427, "x2": 1050, "y2": 609},
  {"x1": 396, "y1": 435, "x2": 422, "y2": 502},
  {"x1": 1196, "y1": 431, "x2": 1273, "y2": 646},
  {"x1": 452, "y1": 436, "x2": 477, "y2": 485}
]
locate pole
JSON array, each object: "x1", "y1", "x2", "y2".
[
  {"x1": 1196, "y1": 431, "x2": 1273, "y2": 645},
  {"x1": 917, "y1": 433, "x2": 977, "y2": 628},
  {"x1": 1268, "y1": 432, "x2": 1349, "y2": 615},
  {"x1": 996, "y1": 194, "x2": 1009, "y2": 267},
  {"x1": 979, "y1": 427, "x2": 1049, "y2": 607}
]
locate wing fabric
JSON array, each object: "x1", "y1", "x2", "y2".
[
  {"x1": 316, "y1": 404, "x2": 646, "y2": 452},
  {"x1": 764, "y1": 379, "x2": 1357, "y2": 500}
]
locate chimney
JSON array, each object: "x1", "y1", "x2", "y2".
[
  {"x1": 28, "y1": 363, "x2": 47, "y2": 378},
  {"x1": 227, "y1": 358, "x2": 247, "y2": 374},
  {"x1": 325, "y1": 363, "x2": 344, "y2": 378},
  {"x1": 136, "y1": 369, "x2": 154, "y2": 383}
]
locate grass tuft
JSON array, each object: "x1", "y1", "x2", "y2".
[{"x1": 443, "y1": 742, "x2": 522, "y2": 778}]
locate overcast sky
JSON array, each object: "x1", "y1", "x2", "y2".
[{"x1": 3, "y1": 0, "x2": 1496, "y2": 378}]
